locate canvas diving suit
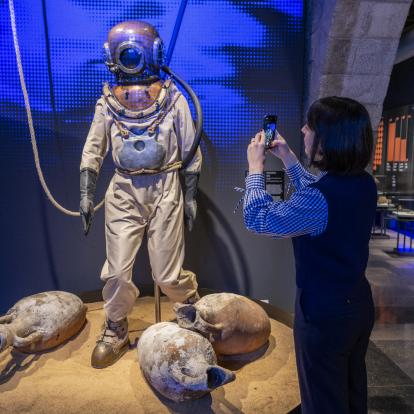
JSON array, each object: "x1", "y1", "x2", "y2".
[
  {"x1": 80, "y1": 20, "x2": 202, "y2": 368},
  {"x1": 81, "y1": 80, "x2": 202, "y2": 322}
]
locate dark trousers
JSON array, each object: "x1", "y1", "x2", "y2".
[{"x1": 294, "y1": 286, "x2": 374, "y2": 414}]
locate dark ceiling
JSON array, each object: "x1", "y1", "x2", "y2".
[{"x1": 402, "y1": 1, "x2": 414, "y2": 35}]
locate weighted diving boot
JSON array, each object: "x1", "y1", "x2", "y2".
[{"x1": 91, "y1": 317, "x2": 129, "y2": 369}]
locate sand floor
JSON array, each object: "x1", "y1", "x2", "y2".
[{"x1": 0, "y1": 297, "x2": 299, "y2": 414}]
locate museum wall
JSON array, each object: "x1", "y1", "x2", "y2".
[
  {"x1": 0, "y1": 1, "x2": 305, "y2": 313},
  {"x1": 304, "y1": 0, "x2": 411, "y2": 129}
]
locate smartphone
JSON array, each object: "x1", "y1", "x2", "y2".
[{"x1": 263, "y1": 114, "x2": 278, "y2": 149}]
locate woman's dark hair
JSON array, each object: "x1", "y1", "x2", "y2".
[{"x1": 306, "y1": 96, "x2": 373, "y2": 175}]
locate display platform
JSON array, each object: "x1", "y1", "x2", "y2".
[{"x1": 0, "y1": 295, "x2": 300, "y2": 414}]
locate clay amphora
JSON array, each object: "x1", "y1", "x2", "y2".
[
  {"x1": 174, "y1": 293, "x2": 271, "y2": 355},
  {"x1": 0, "y1": 291, "x2": 87, "y2": 353},
  {"x1": 137, "y1": 322, "x2": 235, "y2": 402}
]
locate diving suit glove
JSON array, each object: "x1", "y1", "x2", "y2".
[
  {"x1": 181, "y1": 172, "x2": 200, "y2": 232},
  {"x1": 80, "y1": 168, "x2": 98, "y2": 236}
]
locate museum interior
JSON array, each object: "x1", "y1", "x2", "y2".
[{"x1": 0, "y1": 0, "x2": 414, "y2": 413}]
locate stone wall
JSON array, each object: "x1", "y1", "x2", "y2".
[{"x1": 305, "y1": 0, "x2": 412, "y2": 129}]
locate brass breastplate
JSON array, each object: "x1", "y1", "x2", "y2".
[
  {"x1": 102, "y1": 80, "x2": 181, "y2": 172},
  {"x1": 102, "y1": 79, "x2": 171, "y2": 119},
  {"x1": 112, "y1": 81, "x2": 163, "y2": 111}
]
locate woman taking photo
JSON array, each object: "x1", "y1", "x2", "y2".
[{"x1": 244, "y1": 96, "x2": 376, "y2": 414}]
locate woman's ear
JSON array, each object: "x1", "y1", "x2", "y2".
[{"x1": 314, "y1": 145, "x2": 323, "y2": 161}]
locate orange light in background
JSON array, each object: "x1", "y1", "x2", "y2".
[
  {"x1": 373, "y1": 119, "x2": 383, "y2": 172},
  {"x1": 387, "y1": 121, "x2": 396, "y2": 162}
]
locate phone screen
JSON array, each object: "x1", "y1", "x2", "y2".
[{"x1": 263, "y1": 115, "x2": 278, "y2": 148}]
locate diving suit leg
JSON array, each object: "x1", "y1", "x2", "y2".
[
  {"x1": 146, "y1": 173, "x2": 198, "y2": 304},
  {"x1": 92, "y1": 175, "x2": 146, "y2": 368}
]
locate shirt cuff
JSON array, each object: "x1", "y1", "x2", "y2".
[
  {"x1": 285, "y1": 161, "x2": 304, "y2": 181},
  {"x1": 245, "y1": 173, "x2": 265, "y2": 190}
]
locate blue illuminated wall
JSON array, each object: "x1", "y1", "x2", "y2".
[{"x1": 0, "y1": 0, "x2": 304, "y2": 313}]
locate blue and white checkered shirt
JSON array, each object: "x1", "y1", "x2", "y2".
[{"x1": 243, "y1": 162, "x2": 328, "y2": 238}]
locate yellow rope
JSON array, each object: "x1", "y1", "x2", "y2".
[
  {"x1": 147, "y1": 92, "x2": 182, "y2": 134},
  {"x1": 8, "y1": 0, "x2": 104, "y2": 217}
]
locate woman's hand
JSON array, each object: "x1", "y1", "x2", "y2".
[
  {"x1": 268, "y1": 132, "x2": 298, "y2": 169},
  {"x1": 247, "y1": 131, "x2": 266, "y2": 174}
]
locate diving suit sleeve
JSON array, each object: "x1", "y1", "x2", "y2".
[
  {"x1": 174, "y1": 93, "x2": 202, "y2": 231},
  {"x1": 174, "y1": 94, "x2": 202, "y2": 174},
  {"x1": 79, "y1": 97, "x2": 108, "y2": 235},
  {"x1": 80, "y1": 97, "x2": 109, "y2": 174}
]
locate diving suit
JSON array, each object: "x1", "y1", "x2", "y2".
[{"x1": 79, "y1": 21, "x2": 202, "y2": 368}]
